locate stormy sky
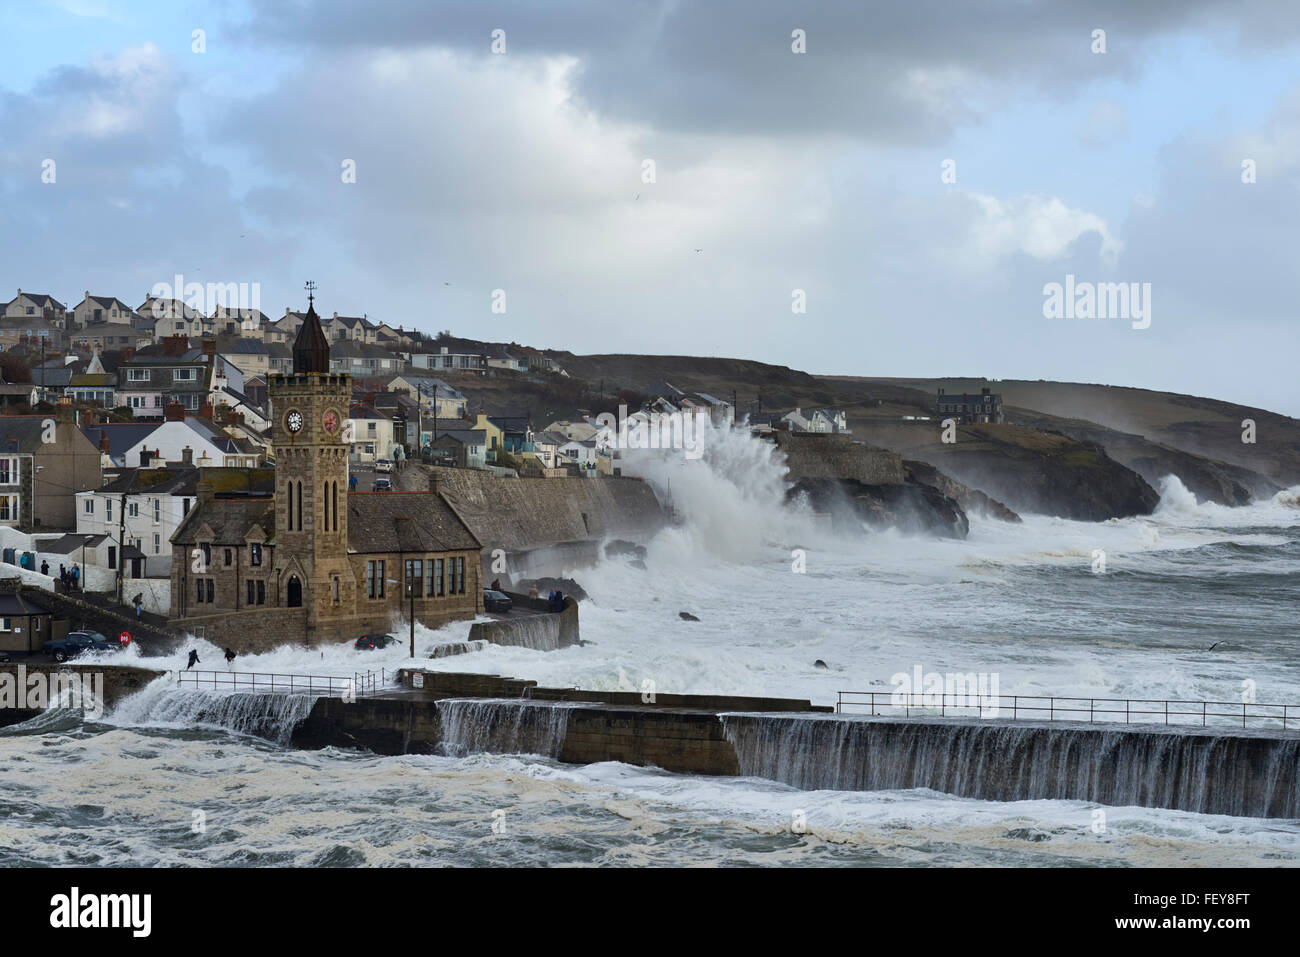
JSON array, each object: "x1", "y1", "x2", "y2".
[{"x1": 2, "y1": 1, "x2": 1298, "y2": 414}]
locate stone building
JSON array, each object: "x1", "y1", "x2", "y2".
[
  {"x1": 936, "y1": 387, "x2": 1004, "y2": 424},
  {"x1": 168, "y1": 297, "x2": 483, "y2": 650},
  {"x1": 0, "y1": 402, "x2": 104, "y2": 531}
]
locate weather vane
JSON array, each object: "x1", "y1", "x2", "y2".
[{"x1": 305, "y1": 279, "x2": 317, "y2": 308}]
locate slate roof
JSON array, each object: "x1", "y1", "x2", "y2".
[
  {"x1": 172, "y1": 489, "x2": 479, "y2": 555},
  {"x1": 396, "y1": 374, "x2": 465, "y2": 401},
  {"x1": 40, "y1": 533, "x2": 109, "y2": 555},
  {"x1": 82, "y1": 422, "x2": 160, "y2": 458},
  {"x1": 0, "y1": 593, "x2": 55, "y2": 615},
  {"x1": 171, "y1": 497, "x2": 276, "y2": 546},
  {"x1": 432, "y1": 428, "x2": 485, "y2": 446},
  {"x1": 94, "y1": 466, "x2": 202, "y2": 496},
  {"x1": 8, "y1": 292, "x2": 66, "y2": 311},
  {"x1": 345, "y1": 492, "x2": 480, "y2": 553},
  {"x1": 0, "y1": 417, "x2": 51, "y2": 453},
  {"x1": 84, "y1": 295, "x2": 135, "y2": 314}
]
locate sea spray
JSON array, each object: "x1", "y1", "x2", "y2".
[
  {"x1": 718, "y1": 713, "x2": 1300, "y2": 818},
  {"x1": 436, "y1": 699, "x2": 579, "y2": 758},
  {"x1": 619, "y1": 418, "x2": 820, "y2": 562}
]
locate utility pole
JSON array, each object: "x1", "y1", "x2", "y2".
[{"x1": 116, "y1": 489, "x2": 127, "y2": 604}]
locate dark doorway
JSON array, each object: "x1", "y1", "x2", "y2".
[{"x1": 287, "y1": 575, "x2": 303, "y2": 607}]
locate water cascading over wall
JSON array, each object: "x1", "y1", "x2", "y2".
[
  {"x1": 719, "y1": 714, "x2": 1300, "y2": 819},
  {"x1": 112, "y1": 685, "x2": 321, "y2": 746},
  {"x1": 435, "y1": 699, "x2": 579, "y2": 758}
]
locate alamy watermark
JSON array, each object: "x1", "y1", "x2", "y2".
[
  {"x1": 1043, "y1": 274, "x2": 1151, "y2": 329},
  {"x1": 0, "y1": 666, "x2": 103, "y2": 720},
  {"x1": 890, "y1": 664, "x2": 1000, "y2": 718},
  {"x1": 149, "y1": 273, "x2": 261, "y2": 319},
  {"x1": 593, "y1": 404, "x2": 709, "y2": 460}
]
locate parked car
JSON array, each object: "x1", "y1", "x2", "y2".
[
  {"x1": 374, "y1": 477, "x2": 392, "y2": 491},
  {"x1": 375, "y1": 459, "x2": 393, "y2": 473},
  {"x1": 42, "y1": 631, "x2": 116, "y2": 663},
  {"x1": 483, "y1": 590, "x2": 513, "y2": 614},
  {"x1": 0, "y1": 650, "x2": 10, "y2": 663},
  {"x1": 354, "y1": 634, "x2": 399, "y2": 651}
]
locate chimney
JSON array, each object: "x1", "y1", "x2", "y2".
[
  {"x1": 163, "y1": 335, "x2": 187, "y2": 356},
  {"x1": 98, "y1": 431, "x2": 110, "y2": 454},
  {"x1": 55, "y1": 397, "x2": 74, "y2": 424},
  {"x1": 140, "y1": 448, "x2": 151, "y2": 467},
  {"x1": 981, "y1": 387, "x2": 990, "y2": 396},
  {"x1": 182, "y1": 446, "x2": 193, "y2": 466},
  {"x1": 200, "y1": 400, "x2": 214, "y2": 420},
  {"x1": 197, "y1": 478, "x2": 214, "y2": 507},
  {"x1": 164, "y1": 401, "x2": 185, "y2": 421},
  {"x1": 202, "y1": 339, "x2": 215, "y2": 362}
]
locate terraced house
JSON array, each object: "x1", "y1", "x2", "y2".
[
  {"x1": 116, "y1": 347, "x2": 213, "y2": 418},
  {"x1": 71, "y1": 292, "x2": 137, "y2": 327}
]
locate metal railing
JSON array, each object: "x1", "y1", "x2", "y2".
[
  {"x1": 836, "y1": 691, "x2": 1297, "y2": 732},
  {"x1": 177, "y1": 668, "x2": 390, "y2": 698}
]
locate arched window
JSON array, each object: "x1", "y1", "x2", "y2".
[
  {"x1": 287, "y1": 575, "x2": 303, "y2": 607},
  {"x1": 296, "y1": 481, "x2": 303, "y2": 531},
  {"x1": 286, "y1": 481, "x2": 294, "y2": 530}
]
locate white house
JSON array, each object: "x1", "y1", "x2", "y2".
[
  {"x1": 123, "y1": 418, "x2": 262, "y2": 469},
  {"x1": 781, "y1": 407, "x2": 848, "y2": 434},
  {"x1": 345, "y1": 408, "x2": 402, "y2": 464},
  {"x1": 75, "y1": 469, "x2": 201, "y2": 577}
]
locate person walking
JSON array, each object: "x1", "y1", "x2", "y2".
[
  {"x1": 40, "y1": 559, "x2": 49, "y2": 576},
  {"x1": 186, "y1": 649, "x2": 200, "y2": 670},
  {"x1": 70, "y1": 564, "x2": 80, "y2": 591},
  {"x1": 133, "y1": 593, "x2": 144, "y2": 618}
]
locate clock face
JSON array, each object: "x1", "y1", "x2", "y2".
[
  {"x1": 286, "y1": 410, "x2": 303, "y2": 433},
  {"x1": 322, "y1": 409, "x2": 340, "y2": 434}
]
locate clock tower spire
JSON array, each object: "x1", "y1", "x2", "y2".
[{"x1": 271, "y1": 283, "x2": 355, "y2": 629}]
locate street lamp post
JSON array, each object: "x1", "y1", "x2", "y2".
[{"x1": 386, "y1": 577, "x2": 415, "y2": 658}]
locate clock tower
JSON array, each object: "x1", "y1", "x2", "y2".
[{"x1": 270, "y1": 283, "x2": 356, "y2": 629}]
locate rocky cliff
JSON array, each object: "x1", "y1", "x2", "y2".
[
  {"x1": 903, "y1": 460, "x2": 1021, "y2": 522},
  {"x1": 852, "y1": 422, "x2": 1160, "y2": 521},
  {"x1": 1004, "y1": 409, "x2": 1279, "y2": 505},
  {"x1": 788, "y1": 477, "x2": 969, "y2": 539}
]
